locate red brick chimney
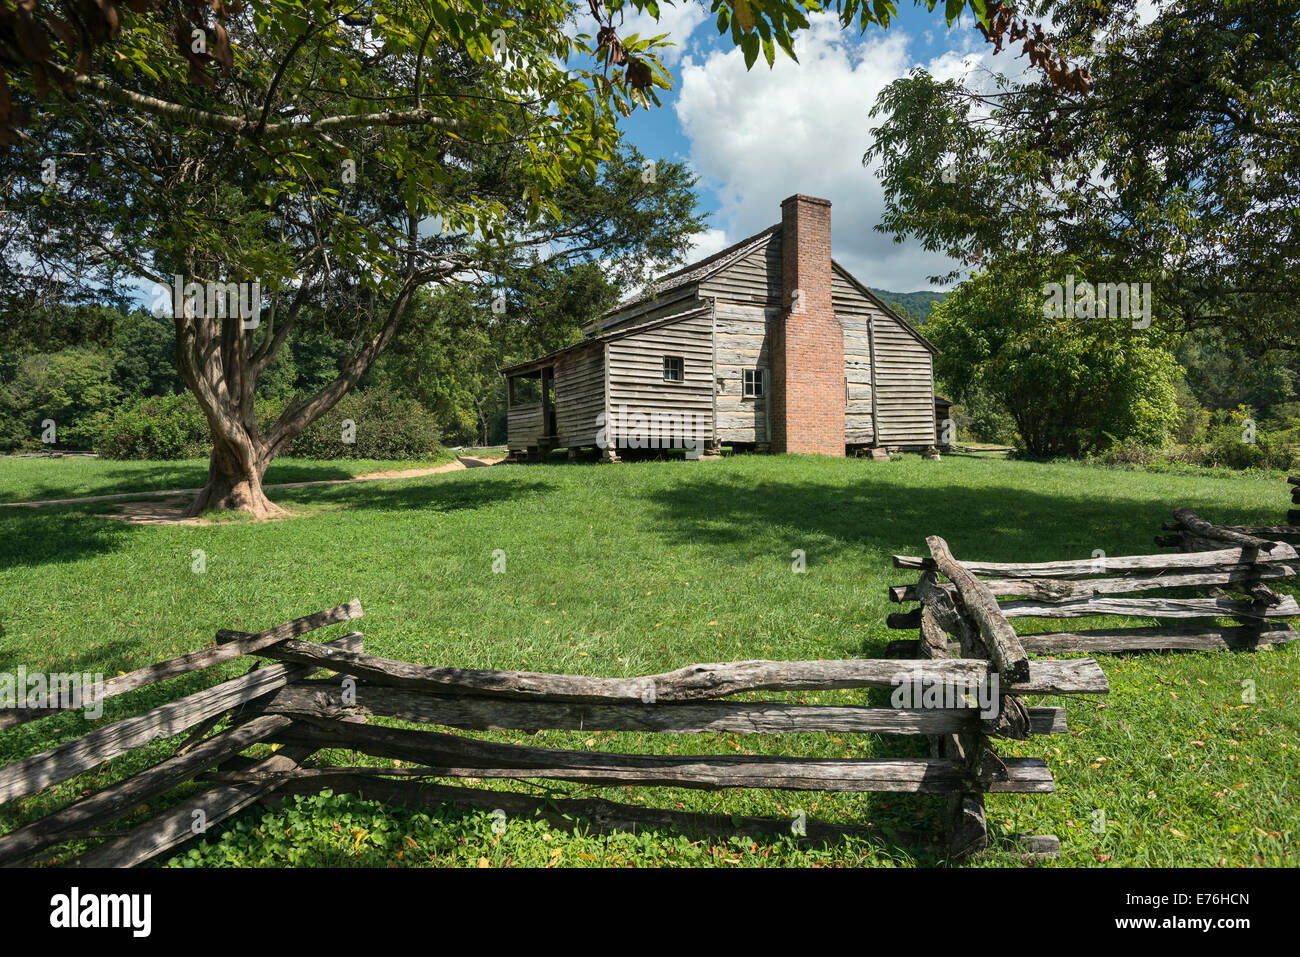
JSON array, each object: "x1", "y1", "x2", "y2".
[{"x1": 771, "y1": 194, "x2": 845, "y2": 456}]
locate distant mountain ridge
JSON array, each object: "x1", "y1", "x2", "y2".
[{"x1": 869, "y1": 289, "x2": 947, "y2": 325}]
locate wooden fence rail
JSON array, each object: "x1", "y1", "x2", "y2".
[
  {"x1": 889, "y1": 518, "x2": 1300, "y2": 657},
  {"x1": 878, "y1": 537, "x2": 1121, "y2": 855},
  {"x1": 0, "y1": 598, "x2": 1109, "y2": 866}
]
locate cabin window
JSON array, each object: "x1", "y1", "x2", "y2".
[
  {"x1": 743, "y1": 368, "x2": 765, "y2": 398},
  {"x1": 509, "y1": 373, "x2": 542, "y2": 406},
  {"x1": 663, "y1": 356, "x2": 684, "y2": 382}
]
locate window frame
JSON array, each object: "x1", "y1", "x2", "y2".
[
  {"x1": 662, "y1": 355, "x2": 685, "y2": 383},
  {"x1": 742, "y1": 368, "x2": 766, "y2": 399}
]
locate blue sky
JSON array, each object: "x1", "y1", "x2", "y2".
[{"x1": 608, "y1": 2, "x2": 1003, "y2": 291}]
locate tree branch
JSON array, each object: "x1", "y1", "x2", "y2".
[{"x1": 51, "y1": 65, "x2": 469, "y2": 143}]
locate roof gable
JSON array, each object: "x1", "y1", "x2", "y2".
[
  {"x1": 831, "y1": 260, "x2": 940, "y2": 355},
  {"x1": 589, "y1": 225, "x2": 780, "y2": 333}
]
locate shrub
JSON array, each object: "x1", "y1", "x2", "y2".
[
  {"x1": 1094, "y1": 406, "x2": 1298, "y2": 473},
  {"x1": 286, "y1": 387, "x2": 441, "y2": 460},
  {"x1": 91, "y1": 393, "x2": 210, "y2": 460},
  {"x1": 86, "y1": 388, "x2": 441, "y2": 461},
  {"x1": 1186, "y1": 407, "x2": 1295, "y2": 471},
  {"x1": 1100, "y1": 438, "x2": 1160, "y2": 466}
]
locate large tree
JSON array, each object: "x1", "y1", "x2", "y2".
[
  {"x1": 926, "y1": 266, "x2": 1182, "y2": 457},
  {"x1": 868, "y1": 0, "x2": 1300, "y2": 347},
  {"x1": 2, "y1": 0, "x2": 696, "y2": 515}
]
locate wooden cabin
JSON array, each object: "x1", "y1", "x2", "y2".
[{"x1": 501, "y1": 194, "x2": 940, "y2": 461}]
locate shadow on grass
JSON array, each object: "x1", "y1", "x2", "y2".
[
  {"x1": 0, "y1": 460, "x2": 447, "y2": 506},
  {"x1": 148, "y1": 775, "x2": 953, "y2": 868},
  {"x1": 0, "y1": 472, "x2": 555, "y2": 569},
  {"x1": 642, "y1": 469, "x2": 1279, "y2": 565},
  {"x1": 0, "y1": 508, "x2": 141, "y2": 570},
  {"x1": 279, "y1": 471, "x2": 556, "y2": 515},
  {"x1": 0, "y1": 464, "x2": 195, "y2": 506}
]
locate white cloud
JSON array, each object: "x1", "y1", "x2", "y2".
[
  {"x1": 685, "y1": 226, "x2": 729, "y2": 262},
  {"x1": 618, "y1": 1, "x2": 710, "y2": 67},
  {"x1": 674, "y1": 14, "x2": 998, "y2": 290}
]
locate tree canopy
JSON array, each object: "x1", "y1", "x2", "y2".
[{"x1": 868, "y1": 0, "x2": 1300, "y2": 348}]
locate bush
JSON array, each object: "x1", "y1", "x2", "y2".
[
  {"x1": 1204, "y1": 427, "x2": 1295, "y2": 471},
  {"x1": 286, "y1": 388, "x2": 441, "y2": 460},
  {"x1": 1099, "y1": 438, "x2": 1161, "y2": 467},
  {"x1": 89, "y1": 387, "x2": 442, "y2": 461},
  {"x1": 1096, "y1": 406, "x2": 1297, "y2": 473},
  {"x1": 91, "y1": 393, "x2": 211, "y2": 460}
]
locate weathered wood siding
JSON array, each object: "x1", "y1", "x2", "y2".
[
  {"x1": 553, "y1": 342, "x2": 604, "y2": 448},
  {"x1": 713, "y1": 302, "x2": 775, "y2": 443},
  {"x1": 872, "y1": 312, "x2": 935, "y2": 446},
  {"x1": 605, "y1": 309, "x2": 715, "y2": 450},
  {"x1": 697, "y1": 231, "x2": 782, "y2": 304},
  {"x1": 506, "y1": 403, "x2": 544, "y2": 450},
  {"x1": 833, "y1": 266, "x2": 935, "y2": 447},
  {"x1": 528, "y1": 240, "x2": 935, "y2": 455}
]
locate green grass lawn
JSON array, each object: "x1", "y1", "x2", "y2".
[
  {"x1": 0, "y1": 452, "x2": 461, "y2": 505},
  {"x1": 0, "y1": 452, "x2": 1295, "y2": 867}
]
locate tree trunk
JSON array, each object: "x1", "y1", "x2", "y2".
[
  {"x1": 174, "y1": 265, "x2": 423, "y2": 517},
  {"x1": 186, "y1": 436, "x2": 285, "y2": 519}
]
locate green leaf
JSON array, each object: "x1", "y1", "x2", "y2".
[{"x1": 945, "y1": 0, "x2": 965, "y2": 25}]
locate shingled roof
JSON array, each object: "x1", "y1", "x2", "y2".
[{"x1": 604, "y1": 224, "x2": 780, "y2": 317}]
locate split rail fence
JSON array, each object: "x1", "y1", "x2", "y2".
[
  {"x1": 880, "y1": 536, "x2": 1116, "y2": 855},
  {"x1": 0, "y1": 599, "x2": 1109, "y2": 866},
  {"x1": 1160, "y1": 497, "x2": 1300, "y2": 554},
  {"x1": 890, "y1": 521, "x2": 1300, "y2": 656},
  {"x1": 882, "y1": 525, "x2": 1300, "y2": 856}
]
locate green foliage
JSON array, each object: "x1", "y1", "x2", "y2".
[
  {"x1": 1202, "y1": 408, "x2": 1297, "y2": 472},
  {"x1": 112, "y1": 313, "x2": 184, "y2": 399},
  {"x1": 943, "y1": 379, "x2": 1016, "y2": 445},
  {"x1": 693, "y1": 0, "x2": 989, "y2": 72},
  {"x1": 0, "y1": 347, "x2": 121, "y2": 451},
  {"x1": 89, "y1": 393, "x2": 211, "y2": 461},
  {"x1": 91, "y1": 387, "x2": 442, "y2": 461},
  {"x1": 1171, "y1": 381, "x2": 1206, "y2": 445},
  {"x1": 873, "y1": 288, "x2": 946, "y2": 324},
  {"x1": 281, "y1": 387, "x2": 442, "y2": 460},
  {"x1": 1177, "y1": 329, "x2": 1297, "y2": 420},
  {"x1": 927, "y1": 270, "x2": 1181, "y2": 458},
  {"x1": 1098, "y1": 405, "x2": 1298, "y2": 474},
  {"x1": 866, "y1": 0, "x2": 1300, "y2": 346}
]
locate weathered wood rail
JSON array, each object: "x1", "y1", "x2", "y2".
[
  {"x1": 878, "y1": 536, "x2": 1124, "y2": 855},
  {"x1": 889, "y1": 520, "x2": 1300, "y2": 660},
  {"x1": 0, "y1": 600, "x2": 1108, "y2": 866}
]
